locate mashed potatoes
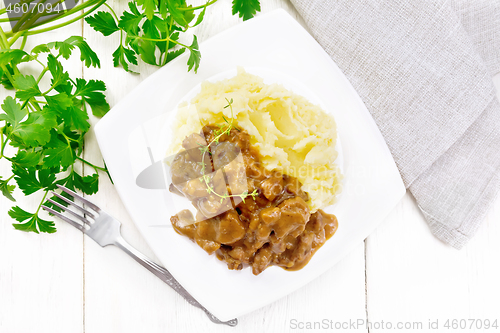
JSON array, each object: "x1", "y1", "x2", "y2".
[{"x1": 168, "y1": 68, "x2": 342, "y2": 212}]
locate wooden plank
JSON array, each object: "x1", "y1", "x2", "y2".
[
  {"x1": 81, "y1": 0, "x2": 180, "y2": 330},
  {"x1": 81, "y1": 0, "x2": 367, "y2": 332},
  {"x1": 0, "y1": 26, "x2": 84, "y2": 333}
]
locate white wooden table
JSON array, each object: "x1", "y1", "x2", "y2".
[{"x1": 1, "y1": 1, "x2": 500, "y2": 332}]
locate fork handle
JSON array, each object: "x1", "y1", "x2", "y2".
[{"x1": 113, "y1": 236, "x2": 237, "y2": 327}]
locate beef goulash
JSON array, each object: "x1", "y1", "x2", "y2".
[{"x1": 169, "y1": 125, "x2": 338, "y2": 275}]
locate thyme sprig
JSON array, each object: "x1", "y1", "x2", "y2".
[{"x1": 198, "y1": 98, "x2": 258, "y2": 204}]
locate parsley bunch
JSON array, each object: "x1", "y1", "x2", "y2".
[
  {"x1": 0, "y1": 0, "x2": 262, "y2": 234},
  {"x1": 85, "y1": 0, "x2": 261, "y2": 73},
  {"x1": 0, "y1": 36, "x2": 110, "y2": 233}
]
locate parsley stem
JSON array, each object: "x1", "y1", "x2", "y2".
[
  {"x1": 103, "y1": 2, "x2": 126, "y2": 60},
  {"x1": 16, "y1": 0, "x2": 53, "y2": 33},
  {"x1": 76, "y1": 156, "x2": 107, "y2": 172},
  {"x1": 178, "y1": 0, "x2": 217, "y2": 11},
  {"x1": 3, "y1": 0, "x2": 103, "y2": 37},
  {"x1": 41, "y1": 85, "x2": 55, "y2": 96},
  {"x1": 25, "y1": 102, "x2": 34, "y2": 113},
  {"x1": 0, "y1": 64, "x2": 14, "y2": 85},
  {"x1": 0, "y1": 26, "x2": 10, "y2": 49},
  {"x1": 11, "y1": 0, "x2": 47, "y2": 32},
  {"x1": 34, "y1": 58, "x2": 46, "y2": 68},
  {"x1": 36, "y1": 190, "x2": 49, "y2": 215},
  {"x1": 103, "y1": 2, "x2": 119, "y2": 22},
  {"x1": 22, "y1": 0, "x2": 63, "y2": 32},
  {"x1": 23, "y1": 0, "x2": 106, "y2": 36},
  {"x1": 134, "y1": 36, "x2": 190, "y2": 50},
  {"x1": 36, "y1": 66, "x2": 49, "y2": 84},
  {"x1": 0, "y1": 129, "x2": 4, "y2": 158},
  {"x1": 59, "y1": 0, "x2": 102, "y2": 18},
  {"x1": 29, "y1": 100, "x2": 42, "y2": 112},
  {"x1": 161, "y1": 16, "x2": 174, "y2": 66},
  {"x1": 19, "y1": 34, "x2": 27, "y2": 50},
  {"x1": 0, "y1": 132, "x2": 11, "y2": 158},
  {"x1": 8, "y1": 31, "x2": 25, "y2": 46}
]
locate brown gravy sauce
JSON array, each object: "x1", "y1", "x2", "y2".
[{"x1": 170, "y1": 125, "x2": 338, "y2": 275}]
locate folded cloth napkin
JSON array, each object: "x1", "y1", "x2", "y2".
[{"x1": 290, "y1": 0, "x2": 500, "y2": 249}]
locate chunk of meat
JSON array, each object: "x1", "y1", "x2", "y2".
[
  {"x1": 252, "y1": 245, "x2": 274, "y2": 275},
  {"x1": 216, "y1": 210, "x2": 246, "y2": 244},
  {"x1": 260, "y1": 171, "x2": 283, "y2": 201},
  {"x1": 169, "y1": 125, "x2": 339, "y2": 275},
  {"x1": 170, "y1": 151, "x2": 204, "y2": 185},
  {"x1": 212, "y1": 141, "x2": 240, "y2": 170},
  {"x1": 182, "y1": 133, "x2": 208, "y2": 162},
  {"x1": 273, "y1": 197, "x2": 310, "y2": 239}
]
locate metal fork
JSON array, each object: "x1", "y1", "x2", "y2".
[{"x1": 42, "y1": 184, "x2": 237, "y2": 327}]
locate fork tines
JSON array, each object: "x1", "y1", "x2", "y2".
[
  {"x1": 41, "y1": 185, "x2": 100, "y2": 232},
  {"x1": 55, "y1": 184, "x2": 101, "y2": 212}
]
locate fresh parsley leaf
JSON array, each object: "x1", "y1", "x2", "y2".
[
  {"x1": 119, "y1": 4, "x2": 144, "y2": 35},
  {"x1": 74, "y1": 79, "x2": 110, "y2": 117},
  {"x1": 142, "y1": 17, "x2": 162, "y2": 39},
  {"x1": 13, "y1": 165, "x2": 55, "y2": 195},
  {"x1": 31, "y1": 44, "x2": 50, "y2": 54},
  {"x1": 0, "y1": 96, "x2": 27, "y2": 127},
  {"x1": 158, "y1": 0, "x2": 168, "y2": 19},
  {"x1": 42, "y1": 137, "x2": 75, "y2": 169},
  {"x1": 12, "y1": 122, "x2": 51, "y2": 147},
  {"x1": 112, "y1": 45, "x2": 138, "y2": 73},
  {"x1": 46, "y1": 92, "x2": 90, "y2": 132},
  {"x1": 167, "y1": 0, "x2": 195, "y2": 27},
  {"x1": 8, "y1": 205, "x2": 32, "y2": 222},
  {"x1": 0, "y1": 177, "x2": 16, "y2": 202},
  {"x1": 11, "y1": 109, "x2": 55, "y2": 147},
  {"x1": 136, "y1": 0, "x2": 158, "y2": 20},
  {"x1": 11, "y1": 150, "x2": 42, "y2": 168},
  {"x1": 232, "y1": 0, "x2": 261, "y2": 21},
  {"x1": 2, "y1": 103, "x2": 51, "y2": 148},
  {"x1": 12, "y1": 74, "x2": 41, "y2": 101},
  {"x1": 192, "y1": 4, "x2": 207, "y2": 27},
  {"x1": 85, "y1": 11, "x2": 120, "y2": 36},
  {"x1": 23, "y1": 109, "x2": 58, "y2": 129},
  {"x1": 137, "y1": 40, "x2": 157, "y2": 65},
  {"x1": 0, "y1": 66, "x2": 14, "y2": 89},
  {"x1": 45, "y1": 92, "x2": 73, "y2": 111},
  {"x1": 47, "y1": 54, "x2": 70, "y2": 89},
  {"x1": 73, "y1": 172, "x2": 99, "y2": 195},
  {"x1": 165, "y1": 48, "x2": 185, "y2": 63},
  {"x1": 48, "y1": 36, "x2": 101, "y2": 68},
  {"x1": 9, "y1": 206, "x2": 56, "y2": 234},
  {"x1": 187, "y1": 35, "x2": 201, "y2": 73},
  {"x1": 0, "y1": 49, "x2": 29, "y2": 66}
]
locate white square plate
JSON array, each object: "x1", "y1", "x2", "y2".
[{"x1": 94, "y1": 9, "x2": 406, "y2": 321}]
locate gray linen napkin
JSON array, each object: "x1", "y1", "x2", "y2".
[{"x1": 290, "y1": 0, "x2": 500, "y2": 249}]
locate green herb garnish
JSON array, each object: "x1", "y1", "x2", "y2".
[
  {"x1": 198, "y1": 98, "x2": 258, "y2": 204},
  {"x1": 0, "y1": 36, "x2": 110, "y2": 233},
  {"x1": 0, "y1": 0, "x2": 262, "y2": 234},
  {"x1": 232, "y1": 0, "x2": 261, "y2": 21},
  {"x1": 85, "y1": 0, "x2": 261, "y2": 73}
]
